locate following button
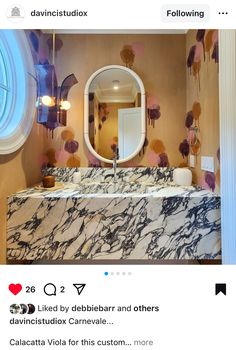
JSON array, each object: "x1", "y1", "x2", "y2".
[{"x1": 161, "y1": 4, "x2": 209, "y2": 22}]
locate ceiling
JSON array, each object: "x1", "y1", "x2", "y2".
[
  {"x1": 42, "y1": 30, "x2": 188, "y2": 34},
  {"x1": 89, "y1": 68, "x2": 140, "y2": 103}
]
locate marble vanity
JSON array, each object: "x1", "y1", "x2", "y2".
[{"x1": 7, "y1": 167, "x2": 221, "y2": 261}]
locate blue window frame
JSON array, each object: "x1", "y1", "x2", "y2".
[
  {"x1": 0, "y1": 30, "x2": 36, "y2": 154},
  {"x1": 0, "y1": 41, "x2": 9, "y2": 125}
]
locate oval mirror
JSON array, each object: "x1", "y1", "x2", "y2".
[{"x1": 84, "y1": 65, "x2": 145, "y2": 164}]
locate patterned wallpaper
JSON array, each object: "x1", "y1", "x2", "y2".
[
  {"x1": 27, "y1": 31, "x2": 219, "y2": 191},
  {"x1": 185, "y1": 30, "x2": 219, "y2": 192}
]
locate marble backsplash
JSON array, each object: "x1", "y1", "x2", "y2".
[{"x1": 42, "y1": 167, "x2": 174, "y2": 184}]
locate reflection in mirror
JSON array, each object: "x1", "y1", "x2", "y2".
[{"x1": 88, "y1": 68, "x2": 142, "y2": 161}]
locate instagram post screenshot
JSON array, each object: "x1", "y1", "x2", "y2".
[{"x1": 0, "y1": 0, "x2": 236, "y2": 349}]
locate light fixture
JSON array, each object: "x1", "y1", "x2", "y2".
[
  {"x1": 60, "y1": 100, "x2": 71, "y2": 110},
  {"x1": 112, "y1": 79, "x2": 120, "y2": 90},
  {"x1": 35, "y1": 31, "x2": 78, "y2": 132},
  {"x1": 41, "y1": 95, "x2": 56, "y2": 107}
]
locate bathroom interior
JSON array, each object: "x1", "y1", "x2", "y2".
[{"x1": 0, "y1": 29, "x2": 221, "y2": 264}]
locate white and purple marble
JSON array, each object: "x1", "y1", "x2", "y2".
[
  {"x1": 42, "y1": 167, "x2": 174, "y2": 184},
  {"x1": 7, "y1": 167, "x2": 221, "y2": 261}
]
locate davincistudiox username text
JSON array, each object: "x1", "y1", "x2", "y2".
[{"x1": 31, "y1": 9, "x2": 88, "y2": 17}]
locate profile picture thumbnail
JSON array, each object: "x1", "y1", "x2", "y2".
[{"x1": 9, "y1": 303, "x2": 35, "y2": 315}]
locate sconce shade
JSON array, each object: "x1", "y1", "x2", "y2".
[
  {"x1": 35, "y1": 64, "x2": 59, "y2": 129},
  {"x1": 60, "y1": 74, "x2": 78, "y2": 101},
  {"x1": 59, "y1": 73, "x2": 78, "y2": 126}
]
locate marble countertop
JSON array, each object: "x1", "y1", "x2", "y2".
[
  {"x1": 7, "y1": 167, "x2": 221, "y2": 261},
  {"x1": 9, "y1": 181, "x2": 219, "y2": 199}
]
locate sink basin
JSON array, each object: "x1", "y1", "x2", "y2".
[
  {"x1": 66, "y1": 181, "x2": 147, "y2": 195},
  {"x1": 64, "y1": 180, "x2": 196, "y2": 197},
  {"x1": 52, "y1": 180, "x2": 194, "y2": 197}
]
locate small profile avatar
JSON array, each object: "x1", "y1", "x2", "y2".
[
  {"x1": 11, "y1": 6, "x2": 21, "y2": 17},
  {"x1": 20, "y1": 304, "x2": 28, "y2": 314},
  {"x1": 27, "y1": 303, "x2": 35, "y2": 314},
  {"x1": 7, "y1": 4, "x2": 25, "y2": 21},
  {"x1": 10, "y1": 304, "x2": 21, "y2": 314}
]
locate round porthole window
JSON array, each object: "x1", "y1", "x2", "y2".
[{"x1": 0, "y1": 30, "x2": 36, "y2": 154}]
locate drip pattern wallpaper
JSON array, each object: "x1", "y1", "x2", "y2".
[
  {"x1": 185, "y1": 29, "x2": 219, "y2": 192},
  {"x1": 27, "y1": 30, "x2": 219, "y2": 192}
]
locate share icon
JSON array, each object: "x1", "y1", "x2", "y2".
[{"x1": 73, "y1": 284, "x2": 86, "y2": 295}]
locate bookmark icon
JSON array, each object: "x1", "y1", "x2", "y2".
[
  {"x1": 215, "y1": 283, "x2": 227, "y2": 296},
  {"x1": 73, "y1": 284, "x2": 86, "y2": 295}
]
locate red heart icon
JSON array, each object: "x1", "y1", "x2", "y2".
[{"x1": 8, "y1": 283, "x2": 22, "y2": 296}]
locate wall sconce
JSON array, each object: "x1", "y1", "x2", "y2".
[
  {"x1": 35, "y1": 32, "x2": 78, "y2": 134},
  {"x1": 35, "y1": 65, "x2": 78, "y2": 133}
]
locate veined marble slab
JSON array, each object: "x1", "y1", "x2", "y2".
[
  {"x1": 42, "y1": 167, "x2": 174, "y2": 184},
  {"x1": 7, "y1": 168, "x2": 221, "y2": 261},
  {"x1": 10, "y1": 181, "x2": 218, "y2": 198}
]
